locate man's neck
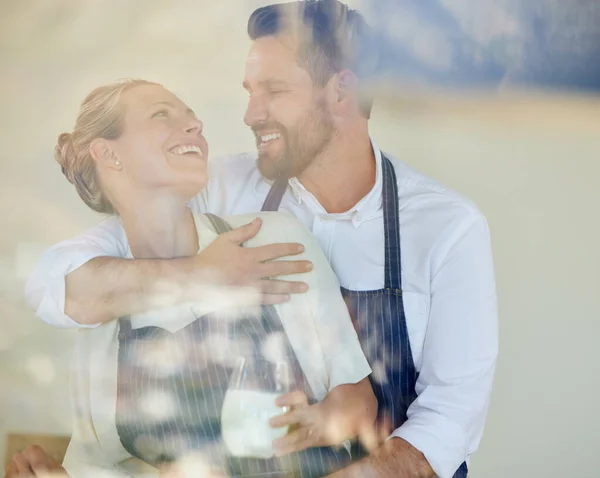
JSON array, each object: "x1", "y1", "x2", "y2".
[
  {"x1": 118, "y1": 193, "x2": 198, "y2": 259},
  {"x1": 297, "y1": 126, "x2": 376, "y2": 214}
]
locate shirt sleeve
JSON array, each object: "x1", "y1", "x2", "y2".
[
  {"x1": 308, "y1": 262, "x2": 372, "y2": 391},
  {"x1": 63, "y1": 329, "x2": 158, "y2": 478},
  {"x1": 276, "y1": 214, "x2": 372, "y2": 391},
  {"x1": 24, "y1": 216, "x2": 128, "y2": 329},
  {"x1": 217, "y1": 211, "x2": 372, "y2": 394},
  {"x1": 391, "y1": 212, "x2": 498, "y2": 478}
]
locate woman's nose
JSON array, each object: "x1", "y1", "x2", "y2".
[{"x1": 185, "y1": 117, "x2": 203, "y2": 135}]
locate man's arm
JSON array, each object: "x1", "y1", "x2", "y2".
[
  {"x1": 390, "y1": 213, "x2": 498, "y2": 477},
  {"x1": 326, "y1": 437, "x2": 434, "y2": 478},
  {"x1": 328, "y1": 212, "x2": 498, "y2": 478},
  {"x1": 26, "y1": 217, "x2": 311, "y2": 327}
]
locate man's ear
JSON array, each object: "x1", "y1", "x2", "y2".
[
  {"x1": 90, "y1": 138, "x2": 122, "y2": 171},
  {"x1": 326, "y1": 69, "x2": 359, "y2": 116},
  {"x1": 336, "y1": 69, "x2": 358, "y2": 103}
]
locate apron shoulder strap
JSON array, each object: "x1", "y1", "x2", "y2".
[
  {"x1": 380, "y1": 153, "x2": 403, "y2": 291},
  {"x1": 118, "y1": 315, "x2": 132, "y2": 339},
  {"x1": 203, "y1": 213, "x2": 234, "y2": 234},
  {"x1": 261, "y1": 177, "x2": 288, "y2": 212}
]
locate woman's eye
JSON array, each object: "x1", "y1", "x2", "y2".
[{"x1": 151, "y1": 109, "x2": 168, "y2": 118}]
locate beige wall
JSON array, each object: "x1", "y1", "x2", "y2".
[
  {"x1": 1, "y1": 1, "x2": 599, "y2": 476},
  {"x1": 371, "y1": 92, "x2": 600, "y2": 476}
]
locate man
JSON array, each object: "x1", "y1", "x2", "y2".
[{"x1": 21, "y1": 1, "x2": 497, "y2": 477}]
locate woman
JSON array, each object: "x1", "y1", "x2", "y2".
[{"x1": 48, "y1": 79, "x2": 375, "y2": 477}]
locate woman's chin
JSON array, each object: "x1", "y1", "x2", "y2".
[
  {"x1": 179, "y1": 175, "x2": 209, "y2": 199},
  {"x1": 134, "y1": 170, "x2": 208, "y2": 200}
]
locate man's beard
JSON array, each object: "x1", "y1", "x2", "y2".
[{"x1": 254, "y1": 99, "x2": 335, "y2": 181}]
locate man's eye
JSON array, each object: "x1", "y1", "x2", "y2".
[{"x1": 152, "y1": 110, "x2": 168, "y2": 118}]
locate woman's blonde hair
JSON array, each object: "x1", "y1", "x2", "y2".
[{"x1": 55, "y1": 79, "x2": 159, "y2": 214}]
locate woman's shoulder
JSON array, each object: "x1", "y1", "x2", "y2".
[
  {"x1": 193, "y1": 212, "x2": 321, "y2": 258},
  {"x1": 195, "y1": 211, "x2": 311, "y2": 240},
  {"x1": 224, "y1": 210, "x2": 300, "y2": 224}
]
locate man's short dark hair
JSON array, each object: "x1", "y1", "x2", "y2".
[{"x1": 248, "y1": 0, "x2": 378, "y2": 119}]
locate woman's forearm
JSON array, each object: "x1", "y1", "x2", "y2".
[{"x1": 319, "y1": 379, "x2": 378, "y2": 445}]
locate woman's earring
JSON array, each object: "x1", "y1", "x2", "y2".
[{"x1": 115, "y1": 160, "x2": 121, "y2": 166}]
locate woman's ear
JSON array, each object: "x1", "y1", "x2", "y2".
[{"x1": 90, "y1": 138, "x2": 122, "y2": 171}]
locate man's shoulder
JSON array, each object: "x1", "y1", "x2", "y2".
[
  {"x1": 385, "y1": 152, "x2": 483, "y2": 218},
  {"x1": 384, "y1": 152, "x2": 487, "y2": 243},
  {"x1": 224, "y1": 211, "x2": 310, "y2": 238}
]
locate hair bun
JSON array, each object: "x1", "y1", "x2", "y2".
[{"x1": 55, "y1": 132, "x2": 76, "y2": 183}]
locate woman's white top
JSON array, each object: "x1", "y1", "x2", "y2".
[{"x1": 62, "y1": 212, "x2": 372, "y2": 477}]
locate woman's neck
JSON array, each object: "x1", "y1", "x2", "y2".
[{"x1": 118, "y1": 194, "x2": 198, "y2": 259}]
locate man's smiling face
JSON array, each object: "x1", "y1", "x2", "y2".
[{"x1": 243, "y1": 35, "x2": 335, "y2": 180}]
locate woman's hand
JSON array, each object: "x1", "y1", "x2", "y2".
[
  {"x1": 270, "y1": 380, "x2": 378, "y2": 456},
  {"x1": 4, "y1": 445, "x2": 68, "y2": 478},
  {"x1": 269, "y1": 391, "x2": 330, "y2": 455},
  {"x1": 357, "y1": 412, "x2": 393, "y2": 453}
]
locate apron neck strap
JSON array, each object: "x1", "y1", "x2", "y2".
[
  {"x1": 258, "y1": 154, "x2": 403, "y2": 290},
  {"x1": 381, "y1": 153, "x2": 403, "y2": 291},
  {"x1": 261, "y1": 177, "x2": 288, "y2": 212}
]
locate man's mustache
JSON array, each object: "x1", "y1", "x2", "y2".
[{"x1": 251, "y1": 123, "x2": 287, "y2": 137}]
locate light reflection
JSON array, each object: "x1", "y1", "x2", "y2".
[
  {"x1": 133, "y1": 337, "x2": 187, "y2": 378},
  {"x1": 26, "y1": 355, "x2": 56, "y2": 384},
  {"x1": 140, "y1": 390, "x2": 178, "y2": 421}
]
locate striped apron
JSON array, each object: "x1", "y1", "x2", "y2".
[
  {"x1": 115, "y1": 215, "x2": 350, "y2": 477},
  {"x1": 261, "y1": 153, "x2": 469, "y2": 478}
]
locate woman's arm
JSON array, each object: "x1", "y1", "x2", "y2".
[
  {"x1": 316, "y1": 380, "x2": 378, "y2": 445},
  {"x1": 4, "y1": 445, "x2": 68, "y2": 477},
  {"x1": 247, "y1": 212, "x2": 376, "y2": 453},
  {"x1": 59, "y1": 327, "x2": 158, "y2": 478},
  {"x1": 238, "y1": 211, "x2": 373, "y2": 391}
]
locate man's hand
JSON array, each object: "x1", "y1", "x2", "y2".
[
  {"x1": 324, "y1": 438, "x2": 435, "y2": 478},
  {"x1": 192, "y1": 218, "x2": 312, "y2": 305},
  {"x1": 65, "y1": 218, "x2": 313, "y2": 325},
  {"x1": 4, "y1": 445, "x2": 68, "y2": 478}
]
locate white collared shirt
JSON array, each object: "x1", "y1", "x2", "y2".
[
  {"x1": 61, "y1": 213, "x2": 371, "y2": 477},
  {"x1": 26, "y1": 143, "x2": 498, "y2": 478}
]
